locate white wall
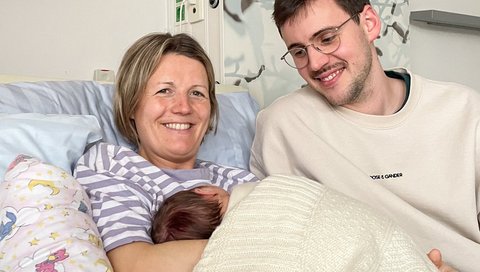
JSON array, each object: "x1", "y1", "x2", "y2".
[
  {"x1": 0, "y1": 0, "x2": 170, "y2": 80},
  {"x1": 1, "y1": 0, "x2": 479, "y2": 94},
  {"x1": 409, "y1": 0, "x2": 480, "y2": 91}
]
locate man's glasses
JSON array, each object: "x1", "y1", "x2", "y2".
[{"x1": 280, "y1": 13, "x2": 360, "y2": 69}]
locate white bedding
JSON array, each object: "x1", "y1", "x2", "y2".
[{"x1": 195, "y1": 175, "x2": 438, "y2": 272}]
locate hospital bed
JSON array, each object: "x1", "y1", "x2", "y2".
[{"x1": 0, "y1": 74, "x2": 259, "y2": 271}]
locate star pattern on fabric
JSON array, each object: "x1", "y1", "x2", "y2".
[
  {"x1": 50, "y1": 232, "x2": 60, "y2": 240},
  {"x1": 3, "y1": 156, "x2": 113, "y2": 271},
  {"x1": 29, "y1": 238, "x2": 40, "y2": 246}
]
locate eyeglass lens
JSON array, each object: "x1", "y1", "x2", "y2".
[
  {"x1": 283, "y1": 32, "x2": 341, "y2": 68},
  {"x1": 281, "y1": 13, "x2": 359, "y2": 69}
]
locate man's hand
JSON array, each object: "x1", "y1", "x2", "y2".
[{"x1": 427, "y1": 249, "x2": 458, "y2": 272}]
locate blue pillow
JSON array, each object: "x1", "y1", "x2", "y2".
[
  {"x1": 198, "y1": 92, "x2": 258, "y2": 169},
  {"x1": 0, "y1": 81, "x2": 130, "y2": 148},
  {"x1": 0, "y1": 81, "x2": 259, "y2": 170},
  {"x1": 0, "y1": 113, "x2": 102, "y2": 177}
]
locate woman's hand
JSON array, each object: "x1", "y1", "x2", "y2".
[{"x1": 427, "y1": 249, "x2": 458, "y2": 272}]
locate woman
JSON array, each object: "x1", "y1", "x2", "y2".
[{"x1": 74, "y1": 32, "x2": 258, "y2": 272}]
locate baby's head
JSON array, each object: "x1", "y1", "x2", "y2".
[{"x1": 151, "y1": 185, "x2": 230, "y2": 243}]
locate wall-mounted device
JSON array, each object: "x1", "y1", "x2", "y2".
[
  {"x1": 175, "y1": 0, "x2": 205, "y2": 24},
  {"x1": 209, "y1": 0, "x2": 219, "y2": 9},
  {"x1": 188, "y1": 0, "x2": 205, "y2": 23},
  {"x1": 93, "y1": 69, "x2": 115, "y2": 82},
  {"x1": 175, "y1": 0, "x2": 185, "y2": 23}
]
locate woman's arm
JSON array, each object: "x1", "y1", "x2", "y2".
[{"x1": 107, "y1": 240, "x2": 208, "y2": 272}]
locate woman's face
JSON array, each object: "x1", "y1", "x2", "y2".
[{"x1": 134, "y1": 53, "x2": 211, "y2": 169}]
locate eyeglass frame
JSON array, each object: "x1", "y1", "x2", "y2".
[{"x1": 280, "y1": 12, "x2": 360, "y2": 69}]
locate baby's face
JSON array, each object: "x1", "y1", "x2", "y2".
[{"x1": 193, "y1": 186, "x2": 230, "y2": 216}]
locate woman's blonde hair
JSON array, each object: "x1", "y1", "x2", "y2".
[{"x1": 114, "y1": 32, "x2": 218, "y2": 147}]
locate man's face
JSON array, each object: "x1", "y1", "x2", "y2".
[{"x1": 280, "y1": 0, "x2": 374, "y2": 108}]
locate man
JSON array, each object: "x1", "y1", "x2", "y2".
[{"x1": 249, "y1": 0, "x2": 480, "y2": 271}]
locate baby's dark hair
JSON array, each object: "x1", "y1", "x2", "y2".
[{"x1": 151, "y1": 189, "x2": 223, "y2": 243}]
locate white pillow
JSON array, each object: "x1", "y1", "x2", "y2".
[
  {"x1": 0, "y1": 113, "x2": 102, "y2": 177},
  {"x1": 0, "y1": 155, "x2": 112, "y2": 271}
]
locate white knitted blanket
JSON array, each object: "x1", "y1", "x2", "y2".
[{"x1": 194, "y1": 175, "x2": 438, "y2": 272}]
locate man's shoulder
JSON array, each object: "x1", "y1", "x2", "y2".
[
  {"x1": 405, "y1": 69, "x2": 478, "y2": 95},
  {"x1": 391, "y1": 68, "x2": 480, "y2": 107},
  {"x1": 410, "y1": 72, "x2": 480, "y2": 109},
  {"x1": 269, "y1": 85, "x2": 317, "y2": 104},
  {"x1": 259, "y1": 85, "x2": 329, "y2": 118}
]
